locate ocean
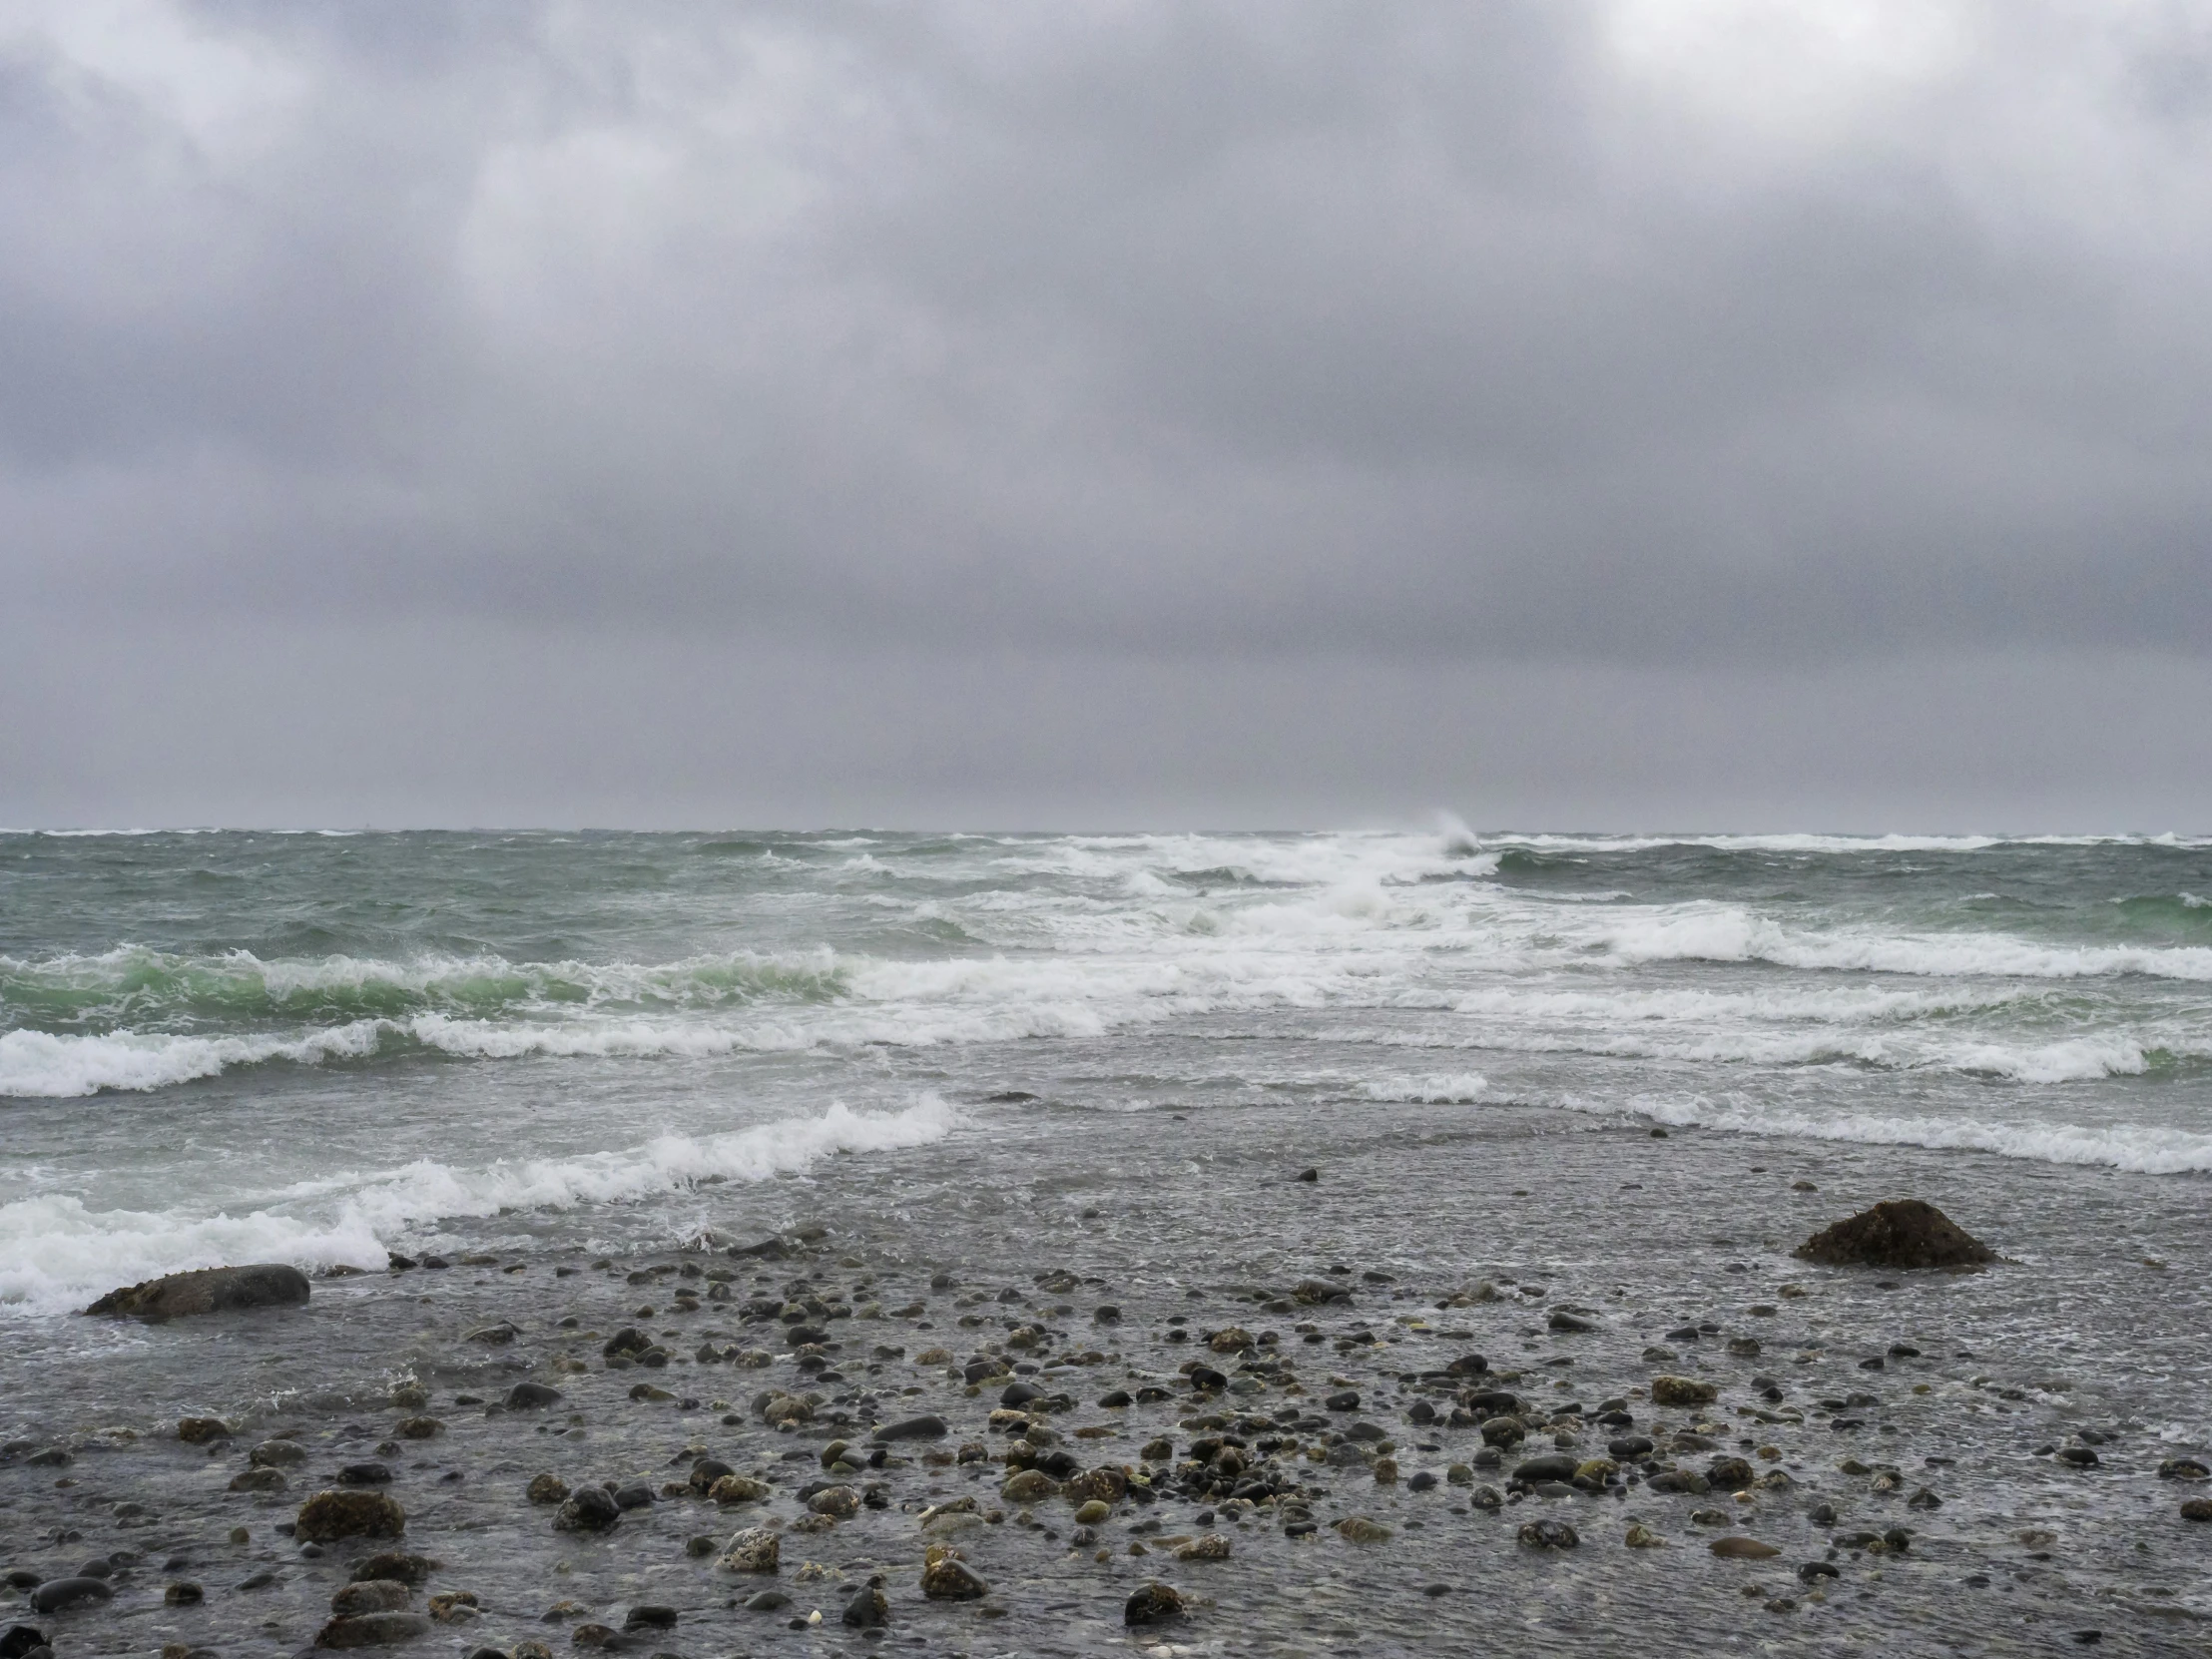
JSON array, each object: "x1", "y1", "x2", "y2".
[{"x1": 5, "y1": 827, "x2": 2209, "y2": 1314}]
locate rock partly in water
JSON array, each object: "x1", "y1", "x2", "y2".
[
  {"x1": 1711, "y1": 1536, "x2": 1783, "y2": 1559},
  {"x1": 29, "y1": 1580, "x2": 112, "y2": 1614},
  {"x1": 1651, "y1": 1377, "x2": 1718, "y2": 1407},
  {"x1": 314, "y1": 1612, "x2": 430, "y2": 1648},
  {"x1": 86, "y1": 1264, "x2": 310, "y2": 1320},
  {"x1": 330, "y1": 1582, "x2": 411, "y2": 1616},
  {"x1": 718, "y1": 1527, "x2": 781, "y2": 1573},
  {"x1": 1793, "y1": 1200, "x2": 1997, "y2": 1271},
  {"x1": 920, "y1": 1545, "x2": 988, "y2": 1601},
  {"x1": 553, "y1": 1488, "x2": 621, "y2": 1533},
  {"x1": 1123, "y1": 1583, "x2": 1186, "y2": 1626},
  {"x1": 295, "y1": 1491, "x2": 406, "y2": 1543}
]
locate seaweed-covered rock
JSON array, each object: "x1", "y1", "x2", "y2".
[{"x1": 1793, "y1": 1200, "x2": 1996, "y2": 1271}]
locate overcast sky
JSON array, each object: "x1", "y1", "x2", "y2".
[{"x1": 5, "y1": 0, "x2": 2211, "y2": 830}]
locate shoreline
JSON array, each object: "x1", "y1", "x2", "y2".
[{"x1": 5, "y1": 1111, "x2": 2212, "y2": 1658}]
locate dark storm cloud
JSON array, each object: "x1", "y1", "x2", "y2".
[
  {"x1": 6, "y1": 2, "x2": 2212, "y2": 829},
  {"x1": 7, "y1": 0, "x2": 2212, "y2": 664}
]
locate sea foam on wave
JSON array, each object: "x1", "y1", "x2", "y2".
[
  {"x1": 1599, "y1": 907, "x2": 2212, "y2": 980},
  {"x1": 0, "y1": 1095, "x2": 956, "y2": 1316},
  {"x1": 1592, "y1": 1094, "x2": 2212, "y2": 1176}
]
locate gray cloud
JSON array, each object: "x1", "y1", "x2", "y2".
[{"x1": 4, "y1": 1, "x2": 2211, "y2": 824}]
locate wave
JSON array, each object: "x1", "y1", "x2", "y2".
[
  {"x1": 0, "y1": 1096, "x2": 957, "y2": 1315},
  {"x1": 1465, "y1": 831, "x2": 2212, "y2": 854},
  {"x1": 0, "y1": 944, "x2": 851, "y2": 1033},
  {"x1": 1598, "y1": 909, "x2": 2212, "y2": 981},
  {"x1": 1584, "y1": 1095, "x2": 2212, "y2": 1177},
  {"x1": 1356, "y1": 1072, "x2": 1490, "y2": 1102}
]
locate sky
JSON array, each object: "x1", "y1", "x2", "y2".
[{"x1": 4, "y1": 0, "x2": 2212, "y2": 830}]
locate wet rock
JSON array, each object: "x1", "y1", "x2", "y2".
[
  {"x1": 350, "y1": 1555, "x2": 434, "y2": 1586},
  {"x1": 1064, "y1": 1466, "x2": 1128, "y2": 1504},
  {"x1": 177, "y1": 1416, "x2": 231, "y2": 1443},
  {"x1": 1513, "y1": 1454, "x2": 1579, "y2": 1485},
  {"x1": 2157, "y1": 1458, "x2": 2209, "y2": 1481},
  {"x1": 840, "y1": 1577, "x2": 890, "y2": 1629},
  {"x1": 1651, "y1": 1377, "x2": 1718, "y2": 1407},
  {"x1": 688, "y1": 1457, "x2": 736, "y2": 1492},
  {"x1": 1547, "y1": 1311, "x2": 1595, "y2": 1334},
  {"x1": 553, "y1": 1488, "x2": 621, "y2": 1534},
  {"x1": 338, "y1": 1462, "x2": 393, "y2": 1485},
  {"x1": 230, "y1": 1467, "x2": 287, "y2": 1493},
  {"x1": 1175, "y1": 1534, "x2": 1231, "y2": 1561},
  {"x1": 296, "y1": 1490, "x2": 406, "y2": 1543},
  {"x1": 331, "y1": 1582, "x2": 412, "y2": 1616},
  {"x1": 0, "y1": 1630, "x2": 45, "y2": 1659},
  {"x1": 2056, "y1": 1446, "x2": 2099, "y2": 1469},
  {"x1": 29, "y1": 1579, "x2": 112, "y2": 1614},
  {"x1": 1209, "y1": 1328, "x2": 1254, "y2": 1354},
  {"x1": 620, "y1": 1605, "x2": 674, "y2": 1632},
  {"x1": 1293, "y1": 1279, "x2": 1352, "y2": 1305},
  {"x1": 610, "y1": 1483, "x2": 653, "y2": 1510},
  {"x1": 1624, "y1": 1524, "x2": 1664, "y2": 1548},
  {"x1": 871, "y1": 1414, "x2": 947, "y2": 1442},
  {"x1": 464, "y1": 1322, "x2": 519, "y2": 1346},
  {"x1": 1124, "y1": 1583, "x2": 1186, "y2": 1626},
  {"x1": 251, "y1": 1438, "x2": 307, "y2": 1468},
  {"x1": 1706, "y1": 1457, "x2": 1757, "y2": 1491},
  {"x1": 709, "y1": 1474, "x2": 771, "y2": 1506},
  {"x1": 164, "y1": 1582, "x2": 205, "y2": 1606},
  {"x1": 394, "y1": 1417, "x2": 443, "y2": 1439},
  {"x1": 2180, "y1": 1499, "x2": 2212, "y2": 1522},
  {"x1": 920, "y1": 1544, "x2": 988, "y2": 1601},
  {"x1": 1793, "y1": 1200, "x2": 1997, "y2": 1271},
  {"x1": 741, "y1": 1589, "x2": 792, "y2": 1612},
  {"x1": 718, "y1": 1528, "x2": 781, "y2": 1573},
  {"x1": 809, "y1": 1485, "x2": 860, "y2": 1518},
  {"x1": 527, "y1": 1474, "x2": 570, "y2": 1505},
  {"x1": 86, "y1": 1264, "x2": 310, "y2": 1320},
  {"x1": 506, "y1": 1383, "x2": 563, "y2": 1410},
  {"x1": 1711, "y1": 1537, "x2": 1782, "y2": 1559},
  {"x1": 1516, "y1": 1520, "x2": 1579, "y2": 1549},
  {"x1": 314, "y1": 1613, "x2": 430, "y2": 1648},
  {"x1": 1335, "y1": 1516, "x2": 1392, "y2": 1542},
  {"x1": 1001, "y1": 1469, "x2": 1057, "y2": 1503}
]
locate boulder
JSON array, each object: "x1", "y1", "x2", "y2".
[
  {"x1": 1793, "y1": 1200, "x2": 1997, "y2": 1271},
  {"x1": 86, "y1": 1264, "x2": 310, "y2": 1320}
]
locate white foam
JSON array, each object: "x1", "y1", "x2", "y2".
[
  {"x1": 1598, "y1": 907, "x2": 2212, "y2": 981},
  {"x1": 1357, "y1": 1073, "x2": 1489, "y2": 1103},
  {"x1": 1595, "y1": 1095, "x2": 2212, "y2": 1176},
  {"x1": 0, "y1": 1096, "x2": 957, "y2": 1315},
  {"x1": 0, "y1": 1022, "x2": 387, "y2": 1097}
]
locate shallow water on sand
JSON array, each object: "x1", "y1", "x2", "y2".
[{"x1": 4, "y1": 1095, "x2": 2209, "y2": 1657}]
